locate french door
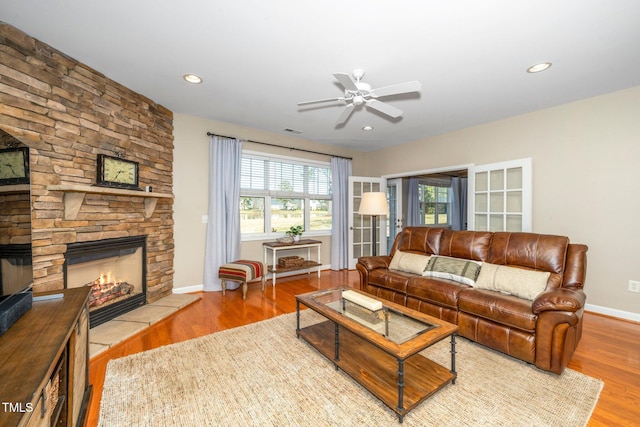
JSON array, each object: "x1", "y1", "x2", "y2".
[
  {"x1": 468, "y1": 158, "x2": 532, "y2": 232},
  {"x1": 386, "y1": 178, "x2": 403, "y2": 249},
  {"x1": 348, "y1": 176, "x2": 386, "y2": 269}
]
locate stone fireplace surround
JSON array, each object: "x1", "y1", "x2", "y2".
[{"x1": 0, "y1": 22, "x2": 175, "y2": 303}]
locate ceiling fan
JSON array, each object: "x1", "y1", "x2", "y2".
[{"x1": 298, "y1": 69, "x2": 421, "y2": 125}]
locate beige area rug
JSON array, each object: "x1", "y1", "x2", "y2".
[{"x1": 99, "y1": 312, "x2": 602, "y2": 426}]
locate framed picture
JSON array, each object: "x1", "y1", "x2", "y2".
[
  {"x1": 96, "y1": 154, "x2": 140, "y2": 190},
  {"x1": 0, "y1": 147, "x2": 30, "y2": 185}
]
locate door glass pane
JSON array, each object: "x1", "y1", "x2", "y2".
[
  {"x1": 490, "y1": 193, "x2": 504, "y2": 213},
  {"x1": 353, "y1": 213, "x2": 361, "y2": 227},
  {"x1": 353, "y1": 183, "x2": 362, "y2": 196},
  {"x1": 506, "y1": 167, "x2": 522, "y2": 190},
  {"x1": 475, "y1": 193, "x2": 487, "y2": 212},
  {"x1": 506, "y1": 215, "x2": 522, "y2": 231},
  {"x1": 506, "y1": 191, "x2": 522, "y2": 213},
  {"x1": 475, "y1": 214, "x2": 487, "y2": 231},
  {"x1": 490, "y1": 170, "x2": 504, "y2": 191},
  {"x1": 490, "y1": 214, "x2": 504, "y2": 231},
  {"x1": 475, "y1": 172, "x2": 488, "y2": 192}
]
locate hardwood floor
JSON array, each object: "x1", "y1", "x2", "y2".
[{"x1": 87, "y1": 270, "x2": 640, "y2": 426}]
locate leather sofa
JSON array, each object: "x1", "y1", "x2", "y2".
[{"x1": 356, "y1": 226, "x2": 588, "y2": 374}]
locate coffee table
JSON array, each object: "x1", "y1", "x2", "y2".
[{"x1": 295, "y1": 288, "x2": 458, "y2": 423}]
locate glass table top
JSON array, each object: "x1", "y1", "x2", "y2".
[{"x1": 305, "y1": 288, "x2": 438, "y2": 344}]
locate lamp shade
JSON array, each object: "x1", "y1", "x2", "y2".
[{"x1": 358, "y1": 192, "x2": 389, "y2": 216}]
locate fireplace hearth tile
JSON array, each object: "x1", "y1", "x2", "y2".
[
  {"x1": 114, "y1": 305, "x2": 177, "y2": 324},
  {"x1": 90, "y1": 320, "x2": 148, "y2": 346},
  {"x1": 150, "y1": 293, "x2": 201, "y2": 309},
  {"x1": 90, "y1": 342, "x2": 109, "y2": 357},
  {"x1": 89, "y1": 293, "x2": 201, "y2": 358}
]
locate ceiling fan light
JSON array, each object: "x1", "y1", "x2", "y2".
[{"x1": 353, "y1": 95, "x2": 364, "y2": 105}]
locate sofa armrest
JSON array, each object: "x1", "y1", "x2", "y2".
[
  {"x1": 357, "y1": 255, "x2": 392, "y2": 271},
  {"x1": 532, "y1": 288, "x2": 586, "y2": 314},
  {"x1": 356, "y1": 255, "x2": 392, "y2": 291}
]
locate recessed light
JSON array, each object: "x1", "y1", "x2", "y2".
[
  {"x1": 362, "y1": 125, "x2": 374, "y2": 131},
  {"x1": 526, "y1": 62, "x2": 552, "y2": 73},
  {"x1": 183, "y1": 74, "x2": 203, "y2": 84}
]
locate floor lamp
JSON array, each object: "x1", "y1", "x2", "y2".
[{"x1": 358, "y1": 192, "x2": 389, "y2": 256}]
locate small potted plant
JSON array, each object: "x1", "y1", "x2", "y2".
[{"x1": 288, "y1": 225, "x2": 303, "y2": 242}]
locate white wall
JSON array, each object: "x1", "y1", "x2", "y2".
[
  {"x1": 172, "y1": 114, "x2": 365, "y2": 291},
  {"x1": 364, "y1": 86, "x2": 640, "y2": 318}
]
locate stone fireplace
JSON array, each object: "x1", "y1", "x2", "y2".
[
  {"x1": 64, "y1": 236, "x2": 146, "y2": 327},
  {"x1": 0, "y1": 22, "x2": 175, "y2": 303}
]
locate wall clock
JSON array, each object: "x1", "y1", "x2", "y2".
[
  {"x1": 96, "y1": 154, "x2": 140, "y2": 190},
  {"x1": 0, "y1": 147, "x2": 30, "y2": 185}
]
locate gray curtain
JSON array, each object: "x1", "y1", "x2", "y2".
[
  {"x1": 203, "y1": 136, "x2": 243, "y2": 291},
  {"x1": 451, "y1": 176, "x2": 468, "y2": 230},
  {"x1": 406, "y1": 177, "x2": 420, "y2": 226},
  {"x1": 330, "y1": 157, "x2": 352, "y2": 270}
]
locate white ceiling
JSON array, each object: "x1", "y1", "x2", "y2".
[{"x1": 1, "y1": 1, "x2": 639, "y2": 152}]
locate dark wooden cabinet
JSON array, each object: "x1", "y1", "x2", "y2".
[{"x1": 0, "y1": 287, "x2": 92, "y2": 427}]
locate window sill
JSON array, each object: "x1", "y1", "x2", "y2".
[{"x1": 241, "y1": 231, "x2": 331, "y2": 242}]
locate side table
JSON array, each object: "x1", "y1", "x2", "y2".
[{"x1": 263, "y1": 239, "x2": 322, "y2": 285}]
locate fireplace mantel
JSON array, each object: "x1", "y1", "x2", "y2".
[{"x1": 47, "y1": 184, "x2": 174, "y2": 220}]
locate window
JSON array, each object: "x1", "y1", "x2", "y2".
[
  {"x1": 418, "y1": 179, "x2": 451, "y2": 226},
  {"x1": 240, "y1": 153, "x2": 332, "y2": 238}
]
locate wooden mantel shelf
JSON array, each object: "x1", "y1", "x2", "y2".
[
  {"x1": 0, "y1": 184, "x2": 30, "y2": 194},
  {"x1": 47, "y1": 184, "x2": 173, "y2": 219}
]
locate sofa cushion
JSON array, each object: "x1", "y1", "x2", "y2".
[
  {"x1": 423, "y1": 255, "x2": 482, "y2": 286},
  {"x1": 458, "y1": 289, "x2": 538, "y2": 332},
  {"x1": 406, "y1": 276, "x2": 467, "y2": 310},
  {"x1": 488, "y1": 232, "x2": 568, "y2": 275},
  {"x1": 395, "y1": 227, "x2": 443, "y2": 254},
  {"x1": 388, "y1": 251, "x2": 431, "y2": 275},
  {"x1": 475, "y1": 263, "x2": 550, "y2": 300},
  {"x1": 368, "y1": 269, "x2": 411, "y2": 293},
  {"x1": 439, "y1": 229, "x2": 493, "y2": 261}
]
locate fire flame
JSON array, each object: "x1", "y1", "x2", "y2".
[{"x1": 99, "y1": 271, "x2": 122, "y2": 286}]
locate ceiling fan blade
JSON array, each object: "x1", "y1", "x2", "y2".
[
  {"x1": 335, "y1": 104, "x2": 355, "y2": 125},
  {"x1": 333, "y1": 72, "x2": 359, "y2": 92},
  {"x1": 365, "y1": 99, "x2": 403, "y2": 118},
  {"x1": 298, "y1": 96, "x2": 345, "y2": 106},
  {"x1": 371, "y1": 81, "x2": 422, "y2": 98}
]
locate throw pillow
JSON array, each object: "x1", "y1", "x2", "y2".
[
  {"x1": 388, "y1": 251, "x2": 431, "y2": 275},
  {"x1": 475, "y1": 263, "x2": 550, "y2": 300},
  {"x1": 423, "y1": 255, "x2": 482, "y2": 286}
]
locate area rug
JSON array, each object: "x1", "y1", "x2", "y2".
[{"x1": 99, "y1": 312, "x2": 602, "y2": 426}]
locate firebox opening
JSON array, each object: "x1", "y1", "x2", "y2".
[{"x1": 64, "y1": 236, "x2": 147, "y2": 328}]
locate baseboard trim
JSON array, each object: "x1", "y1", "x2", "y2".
[
  {"x1": 173, "y1": 284, "x2": 203, "y2": 294},
  {"x1": 585, "y1": 303, "x2": 640, "y2": 323}
]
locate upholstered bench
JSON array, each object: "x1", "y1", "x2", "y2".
[{"x1": 218, "y1": 260, "x2": 266, "y2": 300}]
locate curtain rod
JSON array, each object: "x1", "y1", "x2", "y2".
[{"x1": 206, "y1": 132, "x2": 352, "y2": 160}]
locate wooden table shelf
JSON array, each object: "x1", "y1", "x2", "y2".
[{"x1": 263, "y1": 239, "x2": 322, "y2": 285}]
